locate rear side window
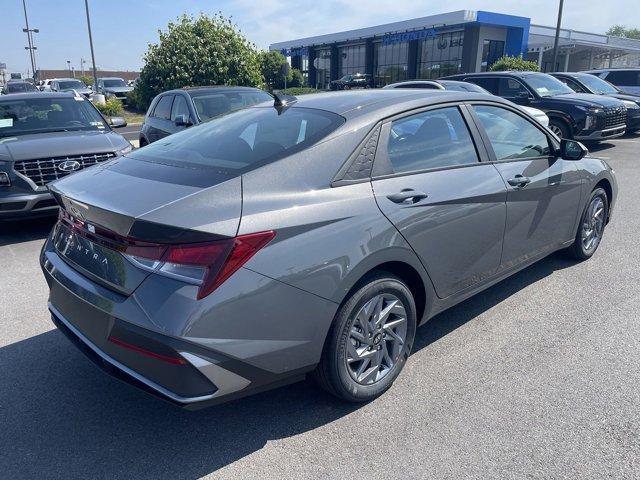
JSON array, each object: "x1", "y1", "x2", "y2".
[
  {"x1": 498, "y1": 78, "x2": 530, "y2": 98},
  {"x1": 152, "y1": 95, "x2": 174, "y2": 120},
  {"x1": 473, "y1": 105, "x2": 551, "y2": 160},
  {"x1": 466, "y1": 77, "x2": 499, "y2": 94},
  {"x1": 128, "y1": 107, "x2": 344, "y2": 172},
  {"x1": 605, "y1": 70, "x2": 640, "y2": 86},
  {"x1": 386, "y1": 107, "x2": 479, "y2": 174}
]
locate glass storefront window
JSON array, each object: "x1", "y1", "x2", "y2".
[
  {"x1": 338, "y1": 44, "x2": 366, "y2": 77},
  {"x1": 481, "y1": 39, "x2": 504, "y2": 71},
  {"x1": 373, "y1": 42, "x2": 409, "y2": 87},
  {"x1": 417, "y1": 30, "x2": 464, "y2": 79},
  {"x1": 314, "y1": 48, "x2": 332, "y2": 90}
]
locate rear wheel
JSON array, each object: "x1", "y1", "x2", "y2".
[
  {"x1": 567, "y1": 187, "x2": 609, "y2": 260},
  {"x1": 314, "y1": 272, "x2": 416, "y2": 402},
  {"x1": 549, "y1": 119, "x2": 571, "y2": 139}
]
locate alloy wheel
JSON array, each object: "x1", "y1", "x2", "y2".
[
  {"x1": 346, "y1": 293, "x2": 407, "y2": 385},
  {"x1": 582, "y1": 196, "x2": 605, "y2": 252},
  {"x1": 549, "y1": 124, "x2": 564, "y2": 137}
]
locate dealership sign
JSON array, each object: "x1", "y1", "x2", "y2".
[
  {"x1": 382, "y1": 28, "x2": 437, "y2": 45},
  {"x1": 280, "y1": 46, "x2": 309, "y2": 57}
]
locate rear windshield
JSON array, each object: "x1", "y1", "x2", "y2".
[
  {"x1": 5, "y1": 82, "x2": 37, "y2": 93},
  {"x1": 103, "y1": 79, "x2": 126, "y2": 88},
  {"x1": 57, "y1": 80, "x2": 86, "y2": 90},
  {"x1": 189, "y1": 90, "x2": 273, "y2": 121},
  {"x1": 0, "y1": 97, "x2": 108, "y2": 137},
  {"x1": 129, "y1": 106, "x2": 344, "y2": 172}
]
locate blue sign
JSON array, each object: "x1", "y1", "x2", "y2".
[
  {"x1": 280, "y1": 47, "x2": 309, "y2": 57},
  {"x1": 382, "y1": 28, "x2": 437, "y2": 45}
]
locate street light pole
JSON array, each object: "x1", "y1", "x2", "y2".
[
  {"x1": 551, "y1": 0, "x2": 565, "y2": 72},
  {"x1": 84, "y1": 0, "x2": 99, "y2": 90},
  {"x1": 22, "y1": 0, "x2": 38, "y2": 79}
]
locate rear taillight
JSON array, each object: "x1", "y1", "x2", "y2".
[
  {"x1": 58, "y1": 209, "x2": 275, "y2": 299},
  {"x1": 125, "y1": 231, "x2": 275, "y2": 300}
]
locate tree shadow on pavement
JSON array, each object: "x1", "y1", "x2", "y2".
[{"x1": 0, "y1": 252, "x2": 575, "y2": 480}]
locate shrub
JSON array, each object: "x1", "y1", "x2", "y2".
[
  {"x1": 94, "y1": 97, "x2": 123, "y2": 116},
  {"x1": 280, "y1": 87, "x2": 321, "y2": 96},
  {"x1": 78, "y1": 75, "x2": 94, "y2": 86},
  {"x1": 489, "y1": 55, "x2": 540, "y2": 72},
  {"x1": 134, "y1": 13, "x2": 263, "y2": 109}
]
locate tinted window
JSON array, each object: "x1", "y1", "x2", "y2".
[
  {"x1": 466, "y1": 77, "x2": 499, "y2": 94},
  {"x1": 498, "y1": 78, "x2": 530, "y2": 98},
  {"x1": 556, "y1": 77, "x2": 586, "y2": 93},
  {"x1": 576, "y1": 75, "x2": 617, "y2": 94},
  {"x1": 473, "y1": 105, "x2": 551, "y2": 160},
  {"x1": 190, "y1": 90, "x2": 272, "y2": 121},
  {"x1": 103, "y1": 79, "x2": 127, "y2": 88},
  {"x1": 439, "y1": 81, "x2": 489, "y2": 93},
  {"x1": 393, "y1": 83, "x2": 440, "y2": 89},
  {"x1": 5, "y1": 82, "x2": 37, "y2": 93},
  {"x1": 153, "y1": 95, "x2": 174, "y2": 120},
  {"x1": 57, "y1": 80, "x2": 86, "y2": 90},
  {"x1": 387, "y1": 107, "x2": 479, "y2": 174},
  {"x1": 0, "y1": 97, "x2": 108, "y2": 137},
  {"x1": 128, "y1": 107, "x2": 344, "y2": 172},
  {"x1": 605, "y1": 70, "x2": 640, "y2": 86},
  {"x1": 170, "y1": 95, "x2": 190, "y2": 121},
  {"x1": 523, "y1": 73, "x2": 573, "y2": 97}
]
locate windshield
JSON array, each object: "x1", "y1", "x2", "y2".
[
  {"x1": 57, "y1": 80, "x2": 86, "y2": 90},
  {"x1": 103, "y1": 79, "x2": 126, "y2": 88},
  {"x1": 0, "y1": 97, "x2": 108, "y2": 137},
  {"x1": 129, "y1": 106, "x2": 344, "y2": 172},
  {"x1": 525, "y1": 74, "x2": 574, "y2": 97},
  {"x1": 190, "y1": 90, "x2": 273, "y2": 121},
  {"x1": 577, "y1": 75, "x2": 619, "y2": 94}
]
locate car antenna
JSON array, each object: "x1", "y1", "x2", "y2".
[{"x1": 272, "y1": 90, "x2": 297, "y2": 114}]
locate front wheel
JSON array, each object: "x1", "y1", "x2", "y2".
[
  {"x1": 567, "y1": 187, "x2": 609, "y2": 260},
  {"x1": 549, "y1": 119, "x2": 571, "y2": 139},
  {"x1": 314, "y1": 272, "x2": 416, "y2": 402}
]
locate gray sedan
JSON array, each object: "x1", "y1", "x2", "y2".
[{"x1": 41, "y1": 90, "x2": 616, "y2": 408}]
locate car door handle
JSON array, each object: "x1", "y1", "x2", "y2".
[
  {"x1": 386, "y1": 189, "x2": 429, "y2": 204},
  {"x1": 507, "y1": 175, "x2": 531, "y2": 188}
]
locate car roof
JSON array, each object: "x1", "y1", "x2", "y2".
[
  {"x1": 283, "y1": 89, "x2": 501, "y2": 120},
  {"x1": 178, "y1": 86, "x2": 268, "y2": 94},
  {"x1": 97, "y1": 77, "x2": 125, "y2": 80},
  {"x1": 447, "y1": 71, "x2": 544, "y2": 78},
  {"x1": 583, "y1": 67, "x2": 640, "y2": 72},
  {"x1": 0, "y1": 91, "x2": 77, "y2": 101},
  {"x1": 54, "y1": 77, "x2": 83, "y2": 82}
]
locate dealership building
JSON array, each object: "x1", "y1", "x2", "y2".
[{"x1": 269, "y1": 10, "x2": 640, "y2": 89}]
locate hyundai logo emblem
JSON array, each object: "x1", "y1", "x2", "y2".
[{"x1": 58, "y1": 160, "x2": 81, "y2": 173}]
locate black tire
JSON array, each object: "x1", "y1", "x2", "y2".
[
  {"x1": 549, "y1": 118, "x2": 571, "y2": 139},
  {"x1": 567, "y1": 187, "x2": 609, "y2": 260},
  {"x1": 314, "y1": 272, "x2": 417, "y2": 402}
]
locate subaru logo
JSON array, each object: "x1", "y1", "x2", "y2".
[{"x1": 58, "y1": 160, "x2": 81, "y2": 173}]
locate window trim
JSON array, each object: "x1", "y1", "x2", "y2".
[
  {"x1": 170, "y1": 93, "x2": 193, "y2": 123},
  {"x1": 371, "y1": 103, "x2": 488, "y2": 180},
  {"x1": 465, "y1": 100, "x2": 559, "y2": 164}
]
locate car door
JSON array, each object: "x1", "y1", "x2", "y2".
[
  {"x1": 469, "y1": 103, "x2": 582, "y2": 269},
  {"x1": 372, "y1": 104, "x2": 507, "y2": 299},
  {"x1": 147, "y1": 94, "x2": 174, "y2": 143}
]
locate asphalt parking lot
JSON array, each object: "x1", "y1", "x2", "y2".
[{"x1": 1, "y1": 135, "x2": 639, "y2": 479}]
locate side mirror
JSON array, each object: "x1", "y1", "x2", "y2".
[
  {"x1": 109, "y1": 116, "x2": 127, "y2": 128},
  {"x1": 174, "y1": 114, "x2": 192, "y2": 127},
  {"x1": 560, "y1": 138, "x2": 588, "y2": 160},
  {"x1": 515, "y1": 91, "x2": 531, "y2": 104}
]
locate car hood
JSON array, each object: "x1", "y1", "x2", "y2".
[
  {"x1": 104, "y1": 86, "x2": 133, "y2": 93},
  {"x1": 548, "y1": 93, "x2": 626, "y2": 108},
  {"x1": 0, "y1": 130, "x2": 129, "y2": 162},
  {"x1": 604, "y1": 92, "x2": 640, "y2": 104}
]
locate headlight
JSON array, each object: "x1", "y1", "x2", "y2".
[
  {"x1": 622, "y1": 100, "x2": 640, "y2": 110},
  {"x1": 577, "y1": 105, "x2": 601, "y2": 114},
  {"x1": 117, "y1": 144, "x2": 133, "y2": 156}
]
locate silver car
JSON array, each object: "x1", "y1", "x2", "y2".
[{"x1": 41, "y1": 90, "x2": 617, "y2": 408}]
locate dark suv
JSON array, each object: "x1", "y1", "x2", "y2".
[
  {"x1": 139, "y1": 86, "x2": 272, "y2": 146},
  {"x1": 0, "y1": 92, "x2": 131, "y2": 219},
  {"x1": 551, "y1": 72, "x2": 640, "y2": 132},
  {"x1": 582, "y1": 68, "x2": 640, "y2": 96},
  {"x1": 445, "y1": 71, "x2": 627, "y2": 141},
  {"x1": 329, "y1": 73, "x2": 372, "y2": 90}
]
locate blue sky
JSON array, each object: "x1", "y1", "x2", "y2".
[{"x1": 1, "y1": 0, "x2": 637, "y2": 77}]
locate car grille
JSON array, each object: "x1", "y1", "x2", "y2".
[
  {"x1": 14, "y1": 152, "x2": 116, "y2": 187},
  {"x1": 603, "y1": 106, "x2": 627, "y2": 129}
]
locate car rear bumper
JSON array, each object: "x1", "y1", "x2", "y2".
[
  {"x1": 575, "y1": 125, "x2": 626, "y2": 141},
  {"x1": 0, "y1": 191, "x2": 58, "y2": 219},
  {"x1": 40, "y1": 233, "x2": 332, "y2": 408}
]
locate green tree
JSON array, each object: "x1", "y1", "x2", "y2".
[
  {"x1": 79, "y1": 75, "x2": 94, "y2": 86},
  {"x1": 133, "y1": 13, "x2": 263, "y2": 109},
  {"x1": 607, "y1": 25, "x2": 640, "y2": 39},
  {"x1": 259, "y1": 50, "x2": 287, "y2": 90},
  {"x1": 489, "y1": 55, "x2": 540, "y2": 72}
]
